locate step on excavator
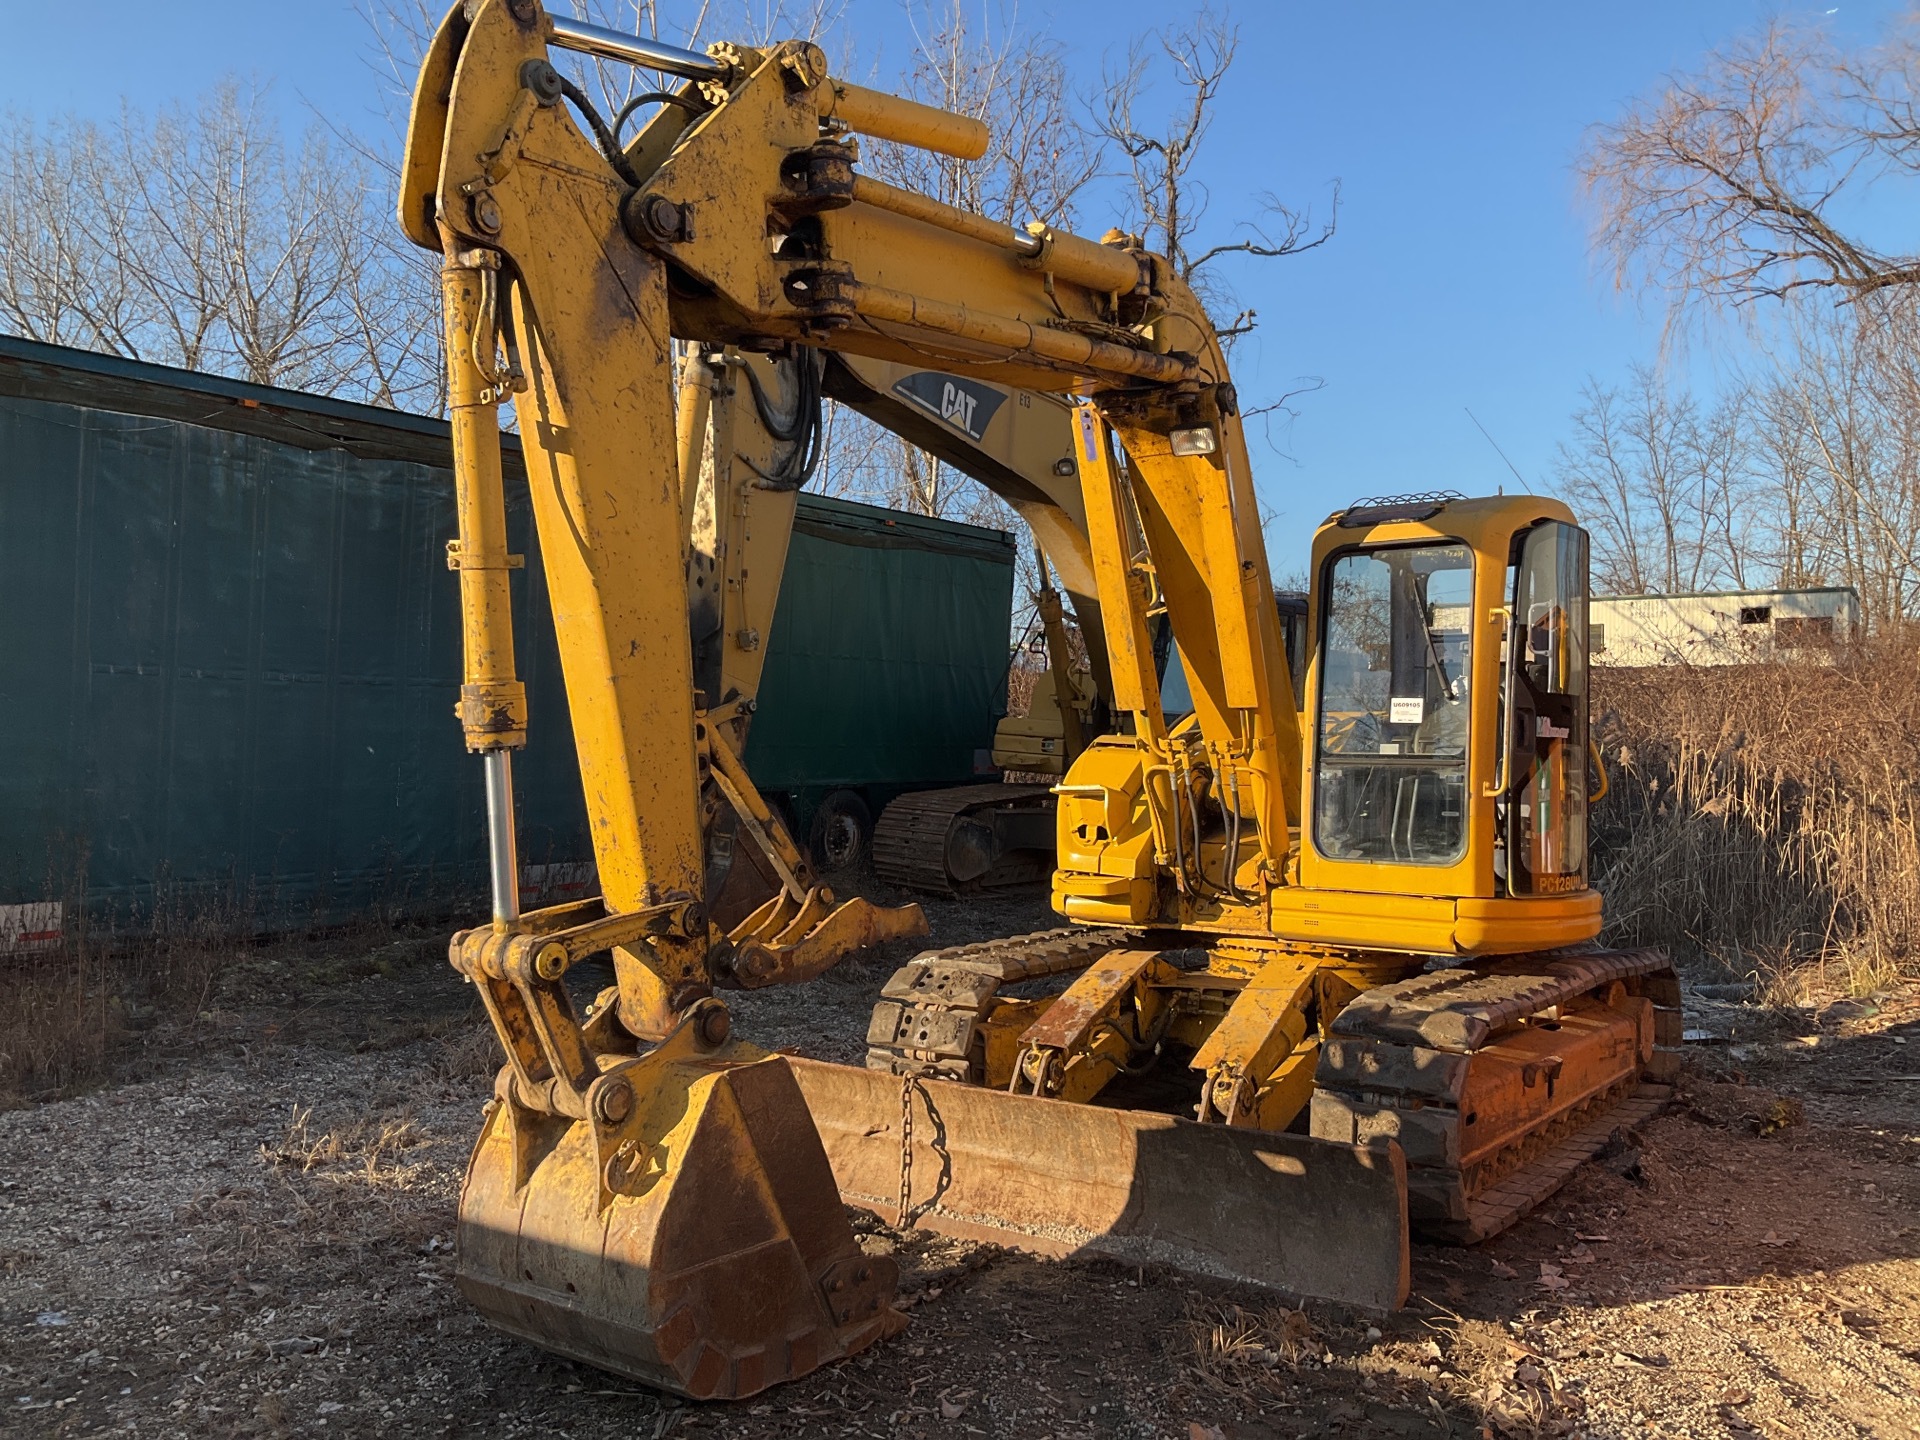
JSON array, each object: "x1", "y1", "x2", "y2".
[{"x1": 402, "y1": 0, "x2": 1679, "y2": 1400}]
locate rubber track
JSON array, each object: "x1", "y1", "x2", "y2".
[
  {"x1": 871, "y1": 784, "x2": 1052, "y2": 897},
  {"x1": 864, "y1": 926, "x2": 1134, "y2": 1080},
  {"x1": 1311, "y1": 947, "x2": 1681, "y2": 1244}
]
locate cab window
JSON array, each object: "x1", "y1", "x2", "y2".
[{"x1": 1313, "y1": 542, "x2": 1473, "y2": 864}]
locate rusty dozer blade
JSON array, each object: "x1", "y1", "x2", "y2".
[
  {"x1": 458, "y1": 1027, "x2": 904, "y2": 1400},
  {"x1": 790, "y1": 1059, "x2": 1411, "y2": 1311}
]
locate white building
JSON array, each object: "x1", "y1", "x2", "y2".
[{"x1": 1589, "y1": 587, "x2": 1859, "y2": 666}]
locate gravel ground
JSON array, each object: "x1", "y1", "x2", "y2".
[{"x1": 3, "y1": 884, "x2": 1917, "y2": 1439}]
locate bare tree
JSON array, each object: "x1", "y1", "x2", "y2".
[
  {"x1": 864, "y1": 0, "x2": 1101, "y2": 228},
  {"x1": 0, "y1": 119, "x2": 143, "y2": 356},
  {"x1": 1554, "y1": 366, "x2": 1755, "y2": 595},
  {"x1": 1554, "y1": 312, "x2": 1920, "y2": 629},
  {"x1": 0, "y1": 83, "x2": 440, "y2": 409},
  {"x1": 1582, "y1": 15, "x2": 1920, "y2": 313},
  {"x1": 1096, "y1": 8, "x2": 1336, "y2": 340},
  {"x1": 1565, "y1": 12, "x2": 1920, "y2": 632},
  {"x1": 1758, "y1": 306, "x2": 1920, "y2": 630}
]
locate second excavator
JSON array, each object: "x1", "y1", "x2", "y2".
[
  {"x1": 686, "y1": 340, "x2": 1297, "y2": 900},
  {"x1": 682, "y1": 339, "x2": 1109, "y2": 899},
  {"x1": 401, "y1": 0, "x2": 1678, "y2": 1401}
]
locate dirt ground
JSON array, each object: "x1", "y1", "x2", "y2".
[{"x1": 3, "y1": 880, "x2": 1918, "y2": 1440}]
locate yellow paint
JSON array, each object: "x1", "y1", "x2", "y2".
[{"x1": 439, "y1": 256, "x2": 528, "y2": 753}]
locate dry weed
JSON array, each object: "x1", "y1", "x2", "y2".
[
  {"x1": 259, "y1": 1104, "x2": 426, "y2": 1186},
  {"x1": 0, "y1": 884, "x2": 246, "y2": 1100},
  {"x1": 1456, "y1": 1343, "x2": 1581, "y2": 1440},
  {"x1": 1594, "y1": 646, "x2": 1920, "y2": 996},
  {"x1": 1182, "y1": 1300, "x2": 1315, "y2": 1400},
  {"x1": 432, "y1": 1020, "x2": 501, "y2": 1084},
  {"x1": 0, "y1": 953, "x2": 121, "y2": 1103},
  {"x1": 0, "y1": 903, "x2": 450, "y2": 1098}
]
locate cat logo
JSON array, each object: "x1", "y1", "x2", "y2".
[
  {"x1": 940, "y1": 381, "x2": 977, "y2": 434},
  {"x1": 890, "y1": 370, "x2": 1007, "y2": 442}
]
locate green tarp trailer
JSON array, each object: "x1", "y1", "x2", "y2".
[
  {"x1": 0, "y1": 336, "x2": 1015, "y2": 944},
  {"x1": 748, "y1": 494, "x2": 1015, "y2": 844}
]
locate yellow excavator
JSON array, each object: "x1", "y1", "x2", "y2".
[
  {"x1": 673, "y1": 343, "x2": 1088, "y2": 908},
  {"x1": 686, "y1": 342, "x2": 1110, "y2": 897},
  {"x1": 403, "y1": 1, "x2": 1679, "y2": 1401}
]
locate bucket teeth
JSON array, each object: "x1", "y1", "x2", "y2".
[{"x1": 456, "y1": 1052, "x2": 903, "y2": 1400}]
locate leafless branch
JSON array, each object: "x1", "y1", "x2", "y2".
[
  {"x1": 1240, "y1": 374, "x2": 1325, "y2": 461},
  {"x1": 1187, "y1": 183, "x2": 1339, "y2": 276},
  {"x1": 1582, "y1": 15, "x2": 1920, "y2": 316},
  {"x1": 0, "y1": 81, "x2": 441, "y2": 410},
  {"x1": 1092, "y1": 8, "x2": 1336, "y2": 355}
]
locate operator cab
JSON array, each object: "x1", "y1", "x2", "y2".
[
  {"x1": 1286, "y1": 494, "x2": 1602, "y2": 953},
  {"x1": 1315, "y1": 540, "x2": 1475, "y2": 864}
]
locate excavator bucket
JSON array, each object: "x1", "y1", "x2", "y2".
[
  {"x1": 458, "y1": 1044, "x2": 903, "y2": 1400},
  {"x1": 790, "y1": 1060, "x2": 1411, "y2": 1311}
]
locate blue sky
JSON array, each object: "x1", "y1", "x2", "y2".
[{"x1": 7, "y1": 1, "x2": 1905, "y2": 570}]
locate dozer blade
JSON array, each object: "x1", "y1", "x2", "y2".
[
  {"x1": 458, "y1": 1048, "x2": 904, "y2": 1400},
  {"x1": 790, "y1": 1059, "x2": 1411, "y2": 1311}
]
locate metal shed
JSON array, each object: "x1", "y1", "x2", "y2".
[{"x1": 1589, "y1": 587, "x2": 1860, "y2": 667}]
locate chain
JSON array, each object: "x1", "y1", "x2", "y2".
[
  {"x1": 894, "y1": 1075, "x2": 954, "y2": 1227},
  {"x1": 896, "y1": 1076, "x2": 917, "y2": 1226}
]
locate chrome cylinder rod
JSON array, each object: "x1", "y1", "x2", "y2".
[
  {"x1": 483, "y1": 750, "x2": 521, "y2": 925},
  {"x1": 548, "y1": 15, "x2": 726, "y2": 80}
]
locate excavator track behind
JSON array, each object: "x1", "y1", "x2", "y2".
[{"x1": 871, "y1": 783, "x2": 1056, "y2": 895}]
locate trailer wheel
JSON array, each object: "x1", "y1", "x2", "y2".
[{"x1": 809, "y1": 790, "x2": 872, "y2": 873}]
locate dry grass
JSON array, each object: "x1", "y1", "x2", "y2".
[
  {"x1": 0, "y1": 905, "x2": 244, "y2": 1104},
  {"x1": 1435, "y1": 1329, "x2": 1577, "y2": 1440},
  {"x1": 1592, "y1": 643, "x2": 1920, "y2": 997},
  {"x1": 430, "y1": 1018, "x2": 502, "y2": 1085},
  {"x1": 0, "y1": 954, "x2": 122, "y2": 1102},
  {"x1": 0, "y1": 894, "x2": 453, "y2": 1103},
  {"x1": 1182, "y1": 1300, "x2": 1317, "y2": 1400},
  {"x1": 259, "y1": 1103, "x2": 428, "y2": 1186}
]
